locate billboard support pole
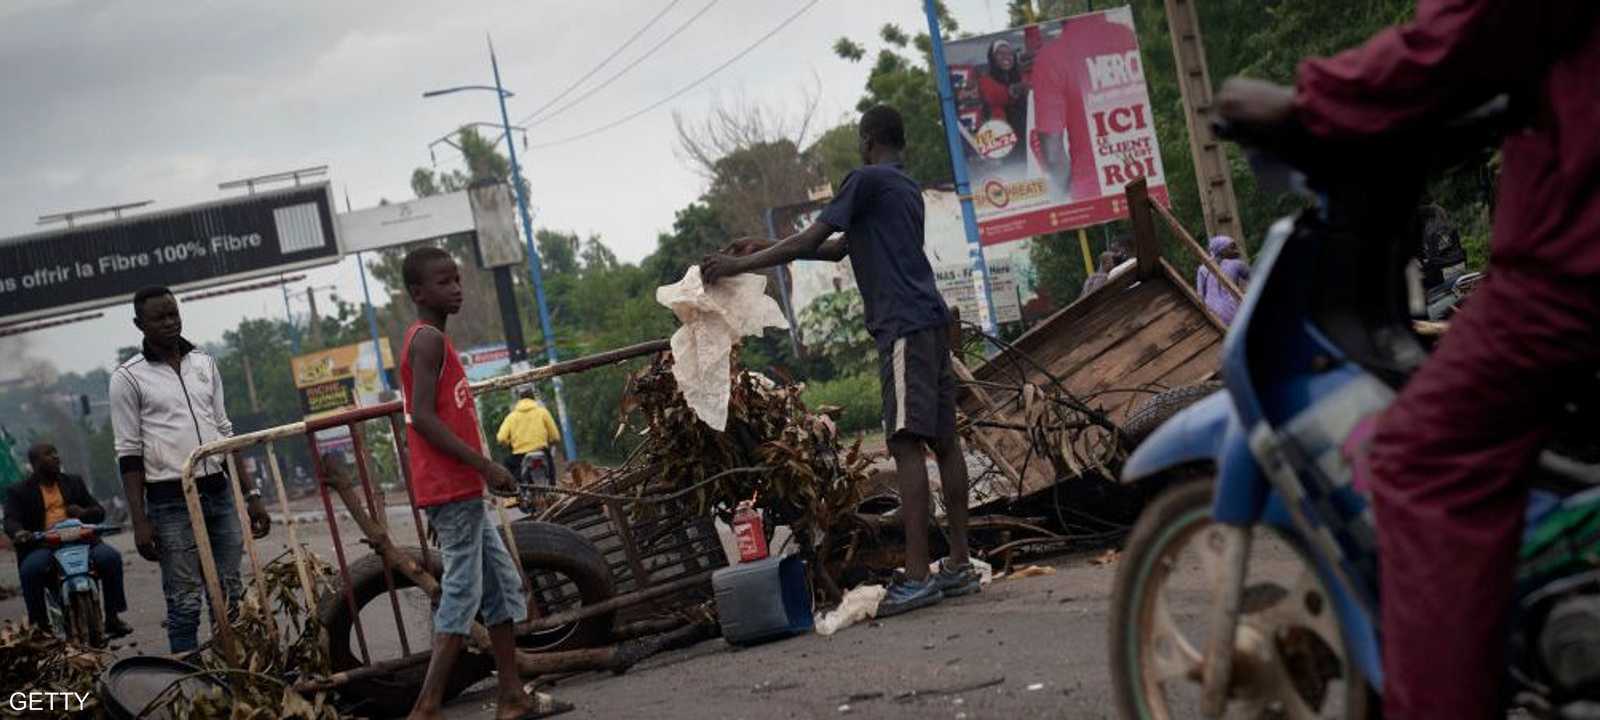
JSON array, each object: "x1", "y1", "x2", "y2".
[
  {"x1": 924, "y1": 0, "x2": 999, "y2": 342},
  {"x1": 489, "y1": 36, "x2": 578, "y2": 461},
  {"x1": 345, "y1": 189, "x2": 391, "y2": 393}
]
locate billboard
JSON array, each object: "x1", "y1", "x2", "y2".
[
  {"x1": 291, "y1": 338, "x2": 395, "y2": 420},
  {"x1": 468, "y1": 183, "x2": 524, "y2": 269},
  {"x1": 0, "y1": 183, "x2": 341, "y2": 325},
  {"x1": 945, "y1": 6, "x2": 1169, "y2": 245},
  {"x1": 336, "y1": 190, "x2": 474, "y2": 255},
  {"x1": 459, "y1": 344, "x2": 513, "y2": 383},
  {"x1": 769, "y1": 188, "x2": 1039, "y2": 330}
]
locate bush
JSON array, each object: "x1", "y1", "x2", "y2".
[{"x1": 801, "y1": 372, "x2": 882, "y2": 437}]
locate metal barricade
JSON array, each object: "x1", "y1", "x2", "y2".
[{"x1": 174, "y1": 338, "x2": 670, "y2": 665}]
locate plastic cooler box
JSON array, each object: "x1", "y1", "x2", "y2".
[{"x1": 712, "y1": 554, "x2": 813, "y2": 646}]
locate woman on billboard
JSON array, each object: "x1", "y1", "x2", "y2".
[{"x1": 977, "y1": 39, "x2": 1029, "y2": 143}]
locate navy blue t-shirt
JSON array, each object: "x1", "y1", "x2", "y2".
[{"x1": 817, "y1": 163, "x2": 950, "y2": 348}]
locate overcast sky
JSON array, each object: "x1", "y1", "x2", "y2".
[{"x1": 0, "y1": 0, "x2": 1013, "y2": 379}]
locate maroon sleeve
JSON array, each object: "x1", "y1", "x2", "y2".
[{"x1": 1293, "y1": 0, "x2": 1540, "y2": 138}]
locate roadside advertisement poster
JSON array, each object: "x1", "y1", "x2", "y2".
[
  {"x1": 460, "y1": 344, "x2": 513, "y2": 383},
  {"x1": 290, "y1": 338, "x2": 395, "y2": 420},
  {"x1": 768, "y1": 189, "x2": 1039, "y2": 333},
  {"x1": 0, "y1": 184, "x2": 341, "y2": 325},
  {"x1": 944, "y1": 6, "x2": 1169, "y2": 245}
]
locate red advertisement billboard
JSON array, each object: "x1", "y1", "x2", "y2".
[{"x1": 945, "y1": 6, "x2": 1170, "y2": 245}]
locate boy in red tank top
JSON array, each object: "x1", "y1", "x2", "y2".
[{"x1": 398, "y1": 247, "x2": 540, "y2": 720}]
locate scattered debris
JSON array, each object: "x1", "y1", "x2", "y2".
[
  {"x1": 621, "y1": 351, "x2": 874, "y2": 599},
  {"x1": 892, "y1": 677, "x2": 1006, "y2": 703},
  {"x1": 815, "y1": 584, "x2": 887, "y2": 636},
  {"x1": 838, "y1": 703, "x2": 852, "y2": 713},
  {"x1": 1026, "y1": 683, "x2": 1045, "y2": 692},
  {"x1": 845, "y1": 691, "x2": 885, "y2": 703},
  {"x1": 0, "y1": 622, "x2": 113, "y2": 719},
  {"x1": 1090, "y1": 549, "x2": 1121, "y2": 566},
  {"x1": 997, "y1": 565, "x2": 1057, "y2": 581}
]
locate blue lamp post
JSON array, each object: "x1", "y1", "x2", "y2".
[{"x1": 422, "y1": 36, "x2": 578, "y2": 461}]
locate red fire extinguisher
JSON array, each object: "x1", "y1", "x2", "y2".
[{"x1": 732, "y1": 498, "x2": 768, "y2": 563}]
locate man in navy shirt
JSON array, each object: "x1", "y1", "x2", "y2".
[{"x1": 702, "y1": 105, "x2": 979, "y2": 616}]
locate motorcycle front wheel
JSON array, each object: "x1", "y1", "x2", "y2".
[
  {"x1": 66, "y1": 590, "x2": 105, "y2": 648},
  {"x1": 1108, "y1": 478, "x2": 1373, "y2": 719}
]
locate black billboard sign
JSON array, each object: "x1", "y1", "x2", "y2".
[{"x1": 0, "y1": 183, "x2": 341, "y2": 324}]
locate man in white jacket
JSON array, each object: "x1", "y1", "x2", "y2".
[{"x1": 110, "y1": 286, "x2": 271, "y2": 653}]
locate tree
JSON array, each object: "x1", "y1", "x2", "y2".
[
  {"x1": 675, "y1": 94, "x2": 825, "y2": 239},
  {"x1": 806, "y1": 123, "x2": 860, "y2": 191},
  {"x1": 831, "y1": 7, "x2": 961, "y2": 186},
  {"x1": 641, "y1": 203, "x2": 731, "y2": 287}
]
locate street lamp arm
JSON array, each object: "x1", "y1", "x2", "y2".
[{"x1": 422, "y1": 85, "x2": 514, "y2": 98}]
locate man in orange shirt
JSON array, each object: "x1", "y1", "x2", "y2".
[{"x1": 4, "y1": 443, "x2": 130, "y2": 637}]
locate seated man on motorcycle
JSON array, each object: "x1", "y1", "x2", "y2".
[
  {"x1": 3, "y1": 443, "x2": 132, "y2": 638},
  {"x1": 495, "y1": 386, "x2": 561, "y2": 487},
  {"x1": 1217, "y1": 1, "x2": 1599, "y2": 717}
]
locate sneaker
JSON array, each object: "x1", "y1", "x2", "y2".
[
  {"x1": 877, "y1": 573, "x2": 943, "y2": 618},
  {"x1": 934, "y1": 560, "x2": 982, "y2": 598}
]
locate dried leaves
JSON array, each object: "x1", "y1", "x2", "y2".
[
  {"x1": 142, "y1": 548, "x2": 344, "y2": 720},
  {"x1": 0, "y1": 622, "x2": 112, "y2": 719},
  {"x1": 620, "y1": 350, "x2": 873, "y2": 594}
]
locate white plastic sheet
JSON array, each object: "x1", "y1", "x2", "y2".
[
  {"x1": 814, "y1": 583, "x2": 887, "y2": 636},
  {"x1": 655, "y1": 267, "x2": 789, "y2": 431}
]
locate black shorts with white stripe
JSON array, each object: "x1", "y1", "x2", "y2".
[{"x1": 878, "y1": 324, "x2": 957, "y2": 441}]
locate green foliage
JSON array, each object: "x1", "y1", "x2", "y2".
[
  {"x1": 800, "y1": 372, "x2": 882, "y2": 437},
  {"x1": 1030, "y1": 234, "x2": 1090, "y2": 307},
  {"x1": 641, "y1": 203, "x2": 730, "y2": 287},
  {"x1": 880, "y1": 23, "x2": 910, "y2": 47},
  {"x1": 799, "y1": 290, "x2": 875, "y2": 376},
  {"x1": 831, "y1": 7, "x2": 960, "y2": 186},
  {"x1": 807, "y1": 123, "x2": 860, "y2": 190}
]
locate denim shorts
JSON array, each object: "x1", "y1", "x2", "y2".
[{"x1": 425, "y1": 498, "x2": 526, "y2": 636}]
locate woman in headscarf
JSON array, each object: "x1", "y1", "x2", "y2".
[
  {"x1": 977, "y1": 39, "x2": 1028, "y2": 141},
  {"x1": 1195, "y1": 235, "x2": 1249, "y2": 325}
]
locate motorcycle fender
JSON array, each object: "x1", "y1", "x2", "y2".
[
  {"x1": 1122, "y1": 391, "x2": 1268, "y2": 526},
  {"x1": 1122, "y1": 391, "x2": 1232, "y2": 483},
  {"x1": 63, "y1": 575, "x2": 94, "y2": 595}
]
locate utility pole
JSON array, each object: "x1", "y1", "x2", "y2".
[
  {"x1": 241, "y1": 353, "x2": 261, "y2": 412},
  {"x1": 1164, "y1": 0, "x2": 1246, "y2": 252},
  {"x1": 305, "y1": 286, "x2": 322, "y2": 348}
]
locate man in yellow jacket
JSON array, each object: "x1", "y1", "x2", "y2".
[{"x1": 496, "y1": 387, "x2": 562, "y2": 486}]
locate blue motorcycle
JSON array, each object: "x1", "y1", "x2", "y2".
[
  {"x1": 23, "y1": 518, "x2": 123, "y2": 647},
  {"x1": 1108, "y1": 99, "x2": 1600, "y2": 718}
]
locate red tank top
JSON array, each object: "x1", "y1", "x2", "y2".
[{"x1": 399, "y1": 322, "x2": 484, "y2": 508}]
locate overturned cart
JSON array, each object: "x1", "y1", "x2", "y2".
[{"x1": 950, "y1": 178, "x2": 1235, "y2": 551}]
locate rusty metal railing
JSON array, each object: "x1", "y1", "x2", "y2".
[{"x1": 175, "y1": 338, "x2": 669, "y2": 664}]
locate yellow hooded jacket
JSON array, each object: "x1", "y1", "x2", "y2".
[{"x1": 496, "y1": 398, "x2": 560, "y2": 454}]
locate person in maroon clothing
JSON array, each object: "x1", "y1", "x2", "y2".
[{"x1": 1218, "y1": 2, "x2": 1600, "y2": 717}]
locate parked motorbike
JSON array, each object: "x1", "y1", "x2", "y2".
[
  {"x1": 23, "y1": 518, "x2": 123, "y2": 647},
  {"x1": 1108, "y1": 97, "x2": 1600, "y2": 719}
]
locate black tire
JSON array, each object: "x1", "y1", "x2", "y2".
[
  {"x1": 1108, "y1": 479, "x2": 1371, "y2": 719},
  {"x1": 67, "y1": 591, "x2": 105, "y2": 648},
  {"x1": 319, "y1": 523, "x2": 615, "y2": 718},
  {"x1": 319, "y1": 547, "x2": 491, "y2": 718},
  {"x1": 1121, "y1": 382, "x2": 1224, "y2": 450},
  {"x1": 507, "y1": 521, "x2": 616, "y2": 651}
]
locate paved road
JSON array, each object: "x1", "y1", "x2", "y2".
[{"x1": 0, "y1": 505, "x2": 1306, "y2": 719}]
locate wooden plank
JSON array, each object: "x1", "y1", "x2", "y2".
[
  {"x1": 1063, "y1": 303, "x2": 1210, "y2": 399},
  {"x1": 1104, "y1": 333, "x2": 1221, "y2": 418},
  {"x1": 1127, "y1": 178, "x2": 1161, "y2": 280},
  {"x1": 991, "y1": 267, "x2": 1141, "y2": 362},
  {"x1": 1045, "y1": 288, "x2": 1187, "y2": 383},
  {"x1": 1161, "y1": 258, "x2": 1228, "y2": 334}
]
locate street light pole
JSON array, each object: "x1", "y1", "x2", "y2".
[
  {"x1": 421, "y1": 39, "x2": 579, "y2": 460},
  {"x1": 487, "y1": 37, "x2": 577, "y2": 461}
]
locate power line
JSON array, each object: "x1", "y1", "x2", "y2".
[
  {"x1": 518, "y1": 0, "x2": 722, "y2": 129},
  {"x1": 528, "y1": 0, "x2": 820, "y2": 150},
  {"x1": 517, "y1": 0, "x2": 685, "y2": 125}
]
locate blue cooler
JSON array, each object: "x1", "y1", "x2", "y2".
[{"x1": 713, "y1": 554, "x2": 813, "y2": 646}]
